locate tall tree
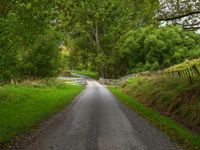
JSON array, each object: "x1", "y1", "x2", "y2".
[{"x1": 60, "y1": 0, "x2": 158, "y2": 78}]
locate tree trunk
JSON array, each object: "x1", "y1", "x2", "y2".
[
  {"x1": 89, "y1": 20, "x2": 105, "y2": 78},
  {"x1": 95, "y1": 22, "x2": 100, "y2": 51}
]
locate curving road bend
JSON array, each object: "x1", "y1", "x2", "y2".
[{"x1": 24, "y1": 77, "x2": 181, "y2": 150}]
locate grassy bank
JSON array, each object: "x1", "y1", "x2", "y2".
[
  {"x1": 109, "y1": 86, "x2": 200, "y2": 150},
  {"x1": 0, "y1": 81, "x2": 83, "y2": 143},
  {"x1": 72, "y1": 70, "x2": 98, "y2": 79},
  {"x1": 121, "y1": 77, "x2": 200, "y2": 132}
]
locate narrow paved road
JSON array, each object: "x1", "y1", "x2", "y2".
[{"x1": 25, "y1": 78, "x2": 180, "y2": 150}]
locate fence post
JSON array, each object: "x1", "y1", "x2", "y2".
[
  {"x1": 183, "y1": 70, "x2": 187, "y2": 78},
  {"x1": 185, "y1": 68, "x2": 192, "y2": 84},
  {"x1": 178, "y1": 71, "x2": 181, "y2": 78},
  {"x1": 192, "y1": 65, "x2": 200, "y2": 77}
]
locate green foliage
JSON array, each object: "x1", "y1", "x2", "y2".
[
  {"x1": 1, "y1": 0, "x2": 200, "y2": 80},
  {"x1": 0, "y1": 13, "x2": 22, "y2": 82},
  {"x1": 117, "y1": 26, "x2": 200, "y2": 73},
  {"x1": 0, "y1": 0, "x2": 62, "y2": 83},
  {"x1": 109, "y1": 86, "x2": 200, "y2": 150},
  {"x1": 22, "y1": 33, "x2": 62, "y2": 78},
  {"x1": 62, "y1": 0, "x2": 159, "y2": 78},
  {"x1": 0, "y1": 83, "x2": 83, "y2": 143},
  {"x1": 62, "y1": 0, "x2": 199, "y2": 78}
]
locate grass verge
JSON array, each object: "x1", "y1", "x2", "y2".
[
  {"x1": 72, "y1": 70, "x2": 98, "y2": 79},
  {"x1": 0, "y1": 82, "x2": 83, "y2": 143},
  {"x1": 109, "y1": 86, "x2": 200, "y2": 150}
]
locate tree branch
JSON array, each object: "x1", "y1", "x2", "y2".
[
  {"x1": 183, "y1": 26, "x2": 200, "y2": 30},
  {"x1": 157, "y1": 11, "x2": 200, "y2": 21}
]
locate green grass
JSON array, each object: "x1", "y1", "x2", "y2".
[
  {"x1": 109, "y1": 86, "x2": 200, "y2": 150},
  {"x1": 0, "y1": 83, "x2": 83, "y2": 143},
  {"x1": 72, "y1": 70, "x2": 98, "y2": 79}
]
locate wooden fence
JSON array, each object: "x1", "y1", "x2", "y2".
[
  {"x1": 148, "y1": 64, "x2": 200, "y2": 83},
  {"x1": 99, "y1": 63, "x2": 200, "y2": 85}
]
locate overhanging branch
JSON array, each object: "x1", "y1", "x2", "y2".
[{"x1": 157, "y1": 11, "x2": 200, "y2": 21}]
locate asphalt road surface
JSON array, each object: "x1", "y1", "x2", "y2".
[{"x1": 24, "y1": 77, "x2": 181, "y2": 150}]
